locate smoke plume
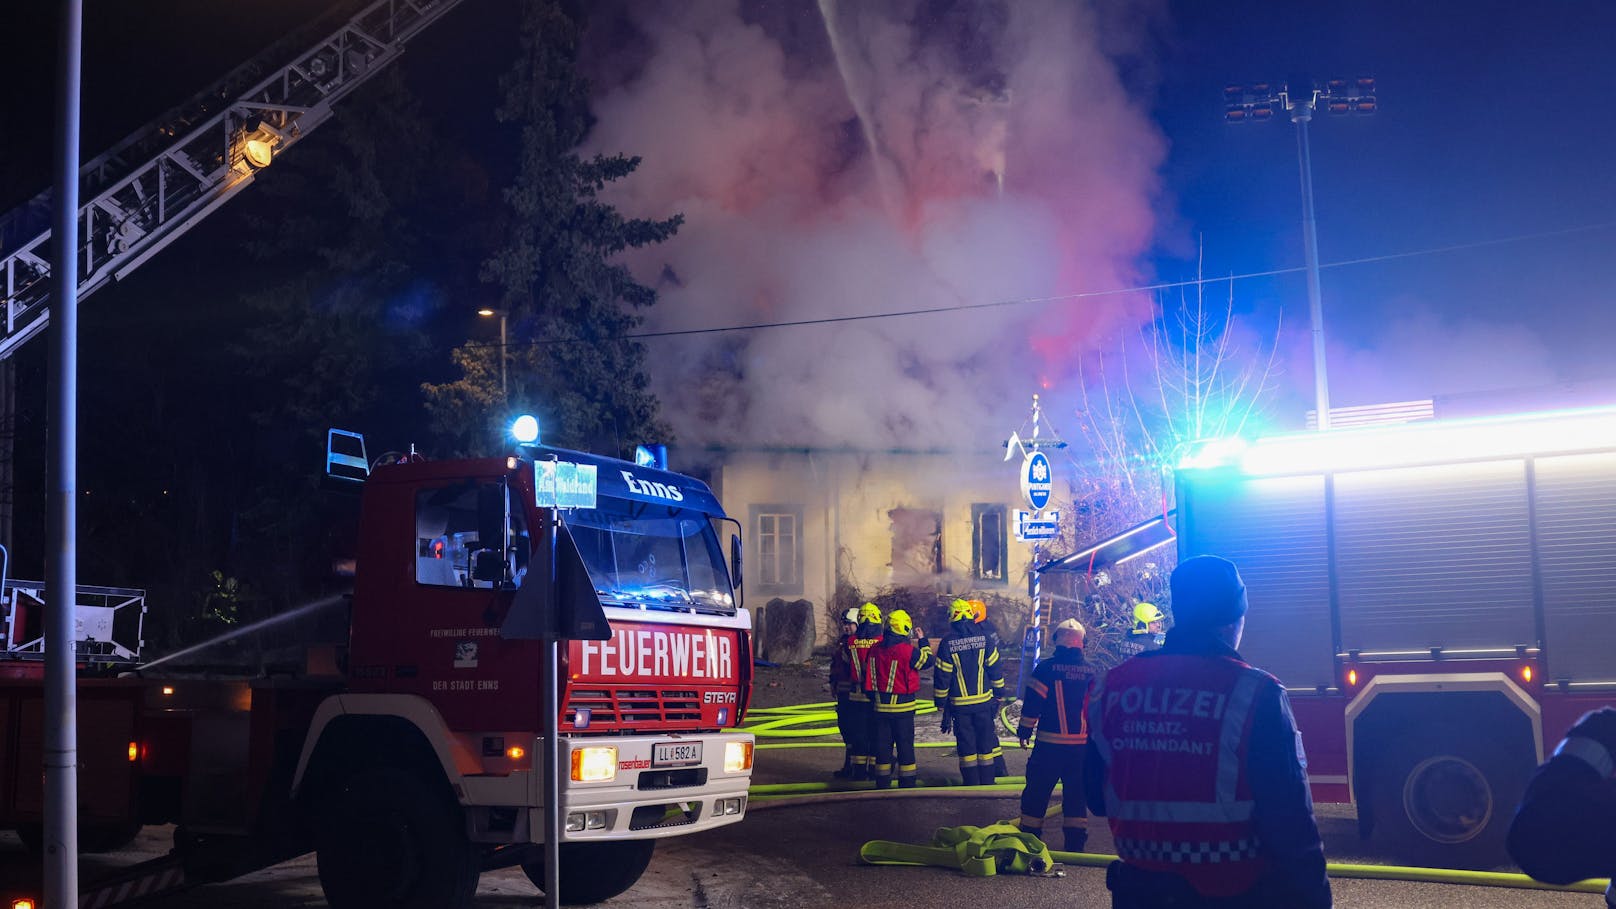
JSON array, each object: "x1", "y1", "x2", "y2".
[{"x1": 581, "y1": 0, "x2": 1166, "y2": 449}]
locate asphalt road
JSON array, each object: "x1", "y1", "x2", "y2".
[{"x1": 2, "y1": 738, "x2": 1600, "y2": 908}]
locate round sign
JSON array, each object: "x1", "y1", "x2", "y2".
[{"x1": 1021, "y1": 451, "x2": 1052, "y2": 510}]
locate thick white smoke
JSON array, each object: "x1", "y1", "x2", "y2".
[{"x1": 582, "y1": 0, "x2": 1166, "y2": 448}]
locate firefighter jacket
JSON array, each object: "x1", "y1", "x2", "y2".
[
  {"x1": 933, "y1": 618, "x2": 1005, "y2": 708},
  {"x1": 1083, "y1": 629, "x2": 1330, "y2": 907},
  {"x1": 846, "y1": 622, "x2": 884, "y2": 703},
  {"x1": 1016, "y1": 645, "x2": 1094, "y2": 745},
  {"x1": 866, "y1": 630, "x2": 933, "y2": 713},
  {"x1": 1508, "y1": 708, "x2": 1616, "y2": 904},
  {"x1": 830, "y1": 631, "x2": 857, "y2": 697}
]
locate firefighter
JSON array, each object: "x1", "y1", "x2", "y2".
[
  {"x1": 935, "y1": 598, "x2": 1006, "y2": 785},
  {"x1": 971, "y1": 599, "x2": 1012, "y2": 778},
  {"x1": 1016, "y1": 618, "x2": 1095, "y2": 852},
  {"x1": 846, "y1": 602, "x2": 885, "y2": 780},
  {"x1": 1508, "y1": 707, "x2": 1616, "y2": 906},
  {"x1": 866, "y1": 608, "x2": 933, "y2": 789},
  {"x1": 1084, "y1": 555, "x2": 1330, "y2": 908},
  {"x1": 1117, "y1": 601, "x2": 1166, "y2": 661},
  {"x1": 830, "y1": 607, "x2": 861, "y2": 779}
]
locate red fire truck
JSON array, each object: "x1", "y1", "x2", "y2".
[
  {"x1": 0, "y1": 433, "x2": 754, "y2": 907},
  {"x1": 1048, "y1": 405, "x2": 1616, "y2": 867}
]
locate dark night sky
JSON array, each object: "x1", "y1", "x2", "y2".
[{"x1": 3, "y1": 0, "x2": 1615, "y2": 410}]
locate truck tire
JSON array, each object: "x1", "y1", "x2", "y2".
[
  {"x1": 1372, "y1": 727, "x2": 1527, "y2": 868},
  {"x1": 316, "y1": 767, "x2": 479, "y2": 909},
  {"x1": 521, "y1": 839, "x2": 656, "y2": 904}
]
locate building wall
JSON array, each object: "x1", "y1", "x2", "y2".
[{"x1": 708, "y1": 449, "x2": 1043, "y2": 647}]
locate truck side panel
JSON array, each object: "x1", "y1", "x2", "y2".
[{"x1": 1534, "y1": 452, "x2": 1616, "y2": 684}]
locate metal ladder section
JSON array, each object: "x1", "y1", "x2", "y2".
[{"x1": 0, "y1": 0, "x2": 467, "y2": 363}]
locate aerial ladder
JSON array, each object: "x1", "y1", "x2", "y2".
[{"x1": 0, "y1": 0, "x2": 466, "y2": 667}]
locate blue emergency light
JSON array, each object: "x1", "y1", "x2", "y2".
[{"x1": 511, "y1": 414, "x2": 540, "y2": 445}]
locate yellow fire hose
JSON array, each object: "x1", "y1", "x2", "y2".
[{"x1": 744, "y1": 702, "x2": 1611, "y2": 893}]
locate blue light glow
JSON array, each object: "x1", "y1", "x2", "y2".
[
  {"x1": 511, "y1": 414, "x2": 541, "y2": 444},
  {"x1": 1179, "y1": 405, "x2": 1616, "y2": 476}
]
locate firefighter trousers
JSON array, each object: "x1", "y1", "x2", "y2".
[
  {"x1": 835, "y1": 694, "x2": 863, "y2": 773},
  {"x1": 873, "y1": 710, "x2": 918, "y2": 788},
  {"x1": 1019, "y1": 741, "x2": 1088, "y2": 851},
  {"x1": 949, "y1": 701, "x2": 998, "y2": 785}
]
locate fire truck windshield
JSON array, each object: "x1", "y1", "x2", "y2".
[{"x1": 565, "y1": 497, "x2": 736, "y2": 615}]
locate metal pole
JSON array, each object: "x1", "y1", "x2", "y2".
[
  {"x1": 1292, "y1": 106, "x2": 1332, "y2": 431},
  {"x1": 46, "y1": 1, "x2": 84, "y2": 904},
  {"x1": 541, "y1": 508, "x2": 560, "y2": 909},
  {"x1": 500, "y1": 313, "x2": 508, "y2": 404}
]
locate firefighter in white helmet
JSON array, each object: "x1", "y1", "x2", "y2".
[
  {"x1": 830, "y1": 607, "x2": 861, "y2": 778},
  {"x1": 1016, "y1": 618, "x2": 1097, "y2": 852}
]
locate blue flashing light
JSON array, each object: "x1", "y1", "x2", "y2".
[
  {"x1": 511, "y1": 414, "x2": 541, "y2": 445},
  {"x1": 1178, "y1": 405, "x2": 1616, "y2": 477},
  {"x1": 634, "y1": 444, "x2": 667, "y2": 470}
]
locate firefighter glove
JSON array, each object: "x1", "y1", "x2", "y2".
[
  {"x1": 1016, "y1": 724, "x2": 1034, "y2": 749},
  {"x1": 941, "y1": 709, "x2": 953, "y2": 735}
]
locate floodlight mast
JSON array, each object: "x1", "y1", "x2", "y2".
[{"x1": 1224, "y1": 76, "x2": 1376, "y2": 431}]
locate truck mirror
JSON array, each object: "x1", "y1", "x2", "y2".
[
  {"x1": 471, "y1": 549, "x2": 506, "y2": 584},
  {"x1": 730, "y1": 533, "x2": 743, "y2": 600}
]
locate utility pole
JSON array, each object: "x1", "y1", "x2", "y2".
[
  {"x1": 46, "y1": 2, "x2": 84, "y2": 905},
  {"x1": 1224, "y1": 76, "x2": 1376, "y2": 431}
]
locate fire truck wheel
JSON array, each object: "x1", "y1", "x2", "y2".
[
  {"x1": 521, "y1": 839, "x2": 656, "y2": 905},
  {"x1": 316, "y1": 767, "x2": 479, "y2": 909},
  {"x1": 1374, "y1": 729, "x2": 1524, "y2": 868}
]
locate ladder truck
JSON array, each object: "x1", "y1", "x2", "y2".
[{"x1": 0, "y1": 430, "x2": 756, "y2": 907}]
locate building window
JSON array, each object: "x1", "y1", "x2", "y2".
[
  {"x1": 972, "y1": 503, "x2": 1007, "y2": 584},
  {"x1": 890, "y1": 508, "x2": 944, "y2": 580},
  {"x1": 751, "y1": 504, "x2": 804, "y2": 595}
]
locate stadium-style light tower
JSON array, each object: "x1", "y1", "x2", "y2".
[{"x1": 1225, "y1": 76, "x2": 1376, "y2": 431}]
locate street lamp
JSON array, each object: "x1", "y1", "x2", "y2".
[
  {"x1": 1224, "y1": 76, "x2": 1375, "y2": 431},
  {"x1": 477, "y1": 307, "x2": 508, "y2": 402}
]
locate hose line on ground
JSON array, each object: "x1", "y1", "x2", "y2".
[{"x1": 746, "y1": 783, "x2": 1612, "y2": 895}]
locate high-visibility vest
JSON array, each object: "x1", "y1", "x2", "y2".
[
  {"x1": 1088, "y1": 652, "x2": 1274, "y2": 898},
  {"x1": 848, "y1": 625, "x2": 883, "y2": 702},
  {"x1": 867, "y1": 638, "x2": 933, "y2": 713}
]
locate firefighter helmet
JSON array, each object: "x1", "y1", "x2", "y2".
[
  {"x1": 949, "y1": 598, "x2": 976, "y2": 622},
  {"x1": 1054, "y1": 618, "x2": 1086, "y2": 647},
  {"x1": 969, "y1": 599, "x2": 988, "y2": 623},
  {"x1": 859, "y1": 602, "x2": 882, "y2": 625},
  {"x1": 887, "y1": 609, "x2": 914, "y2": 637},
  {"x1": 843, "y1": 607, "x2": 860, "y2": 624},
  {"x1": 1132, "y1": 602, "x2": 1165, "y2": 632}
]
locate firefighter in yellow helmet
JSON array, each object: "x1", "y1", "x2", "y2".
[
  {"x1": 865, "y1": 609, "x2": 932, "y2": 788},
  {"x1": 971, "y1": 598, "x2": 1012, "y2": 778},
  {"x1": 843, "y1": 602, "x2": 885, "y2": 779},
  {"x1": 1118, "y1": 601, "x2": 1166, "y2": 661},
  {"x1": 1017, "y1": 618, "x2": 1097, "y2": 852},
  {"x1": 935, "y1": 598, "x2": 1006, "y2": 785}
]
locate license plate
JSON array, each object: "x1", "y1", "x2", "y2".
[{"x1": 652, "y1": 741, "x2": 702, "y2": 767}]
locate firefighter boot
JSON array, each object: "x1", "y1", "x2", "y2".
[
  {"x1": 1018, "y1": 817, "x2": 1044, "y2": 843},
  {"x1": 833, "y1": 752, "x2": 854, "y2": 779},
  {"x1": 851, "y1": 759, "x2": 870, "y2": 781},
  {"x1": 960, "y1": 764, "x2": 981, "y2": 787},
  {"x1": 1063, "y1": 826, "x2": 1088, "y2": 854},
  {"x1": 977, "y1": 755, "x2": 996, "y2": 786},
  {"x1": 993, "y1": 753, "x2": 1009, "y2": 778},
  {"x1": 874, "y1": 765, "x2": 893, "y2": 790},
  {"x1": 898, "y1": 775, "x2": 918, "y2": 789}
]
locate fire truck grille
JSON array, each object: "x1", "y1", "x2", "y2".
[
  {"x1": 566, "y1": 689, "x2": 702, "y2": 726},
  {"x1": 629, "y1": 801, "x2": 702, "y2": 831}
]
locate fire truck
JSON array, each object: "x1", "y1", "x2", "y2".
[
  {"x1": 0, "y1": 432, "x2": 755, "y2": 907},
  {"x1": 1050, "y1": 405, "x2": 1616, "y2": 867}
]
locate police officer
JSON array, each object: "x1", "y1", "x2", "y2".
[
  {"x1": 1508, "y1": 707, "x2": 1616, "y2": 906},
  {"x1": 1017, "y1": 618, "x2": 1095, "y2": 852},
  {"x1": 1085, "y1": 556, "x2": 1330, "y2": 908},
  {"x1": 935, "y1": 598, "x2": 1006, "y2": 785},
  {"x1": 866, "y1": 609, "x2": 932, "y2": 789},
  {"x1": 846, "y1": 602, "x2": 885, "y2": 780},
  {"x1": 830, "y1": 607, "x2": 861, "y2": 779}
]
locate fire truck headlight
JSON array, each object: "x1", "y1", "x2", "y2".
[
  {"x1": 724, "y1": 740, "x2": 754, "y2": 773},
  {"x1": 571, "y1": 746, "x2": 617, "y2": 782}
]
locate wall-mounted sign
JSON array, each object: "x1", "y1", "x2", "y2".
[{"x1": 1014, "y1": 509, "x2": 1059, "y2": 542}]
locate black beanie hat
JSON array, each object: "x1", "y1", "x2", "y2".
[{"x1": 1170, "y1": 555, "x2": 1248, "y2": 630}]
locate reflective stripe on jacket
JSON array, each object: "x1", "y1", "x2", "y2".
[
  {"x1": 867, "y1": 633, "x2": 933, "y2": 713},
  {"x1": 1020, "y1": 645, "x2": 1093, "y2": 745},
  {"x1": 1087, "y1": 651, "x2": 1273, "y2": 898},
  {"x1": 934, "y1": 619, "x2": 1006, "y2": 707},
  {"x1": 847, "y1": 623, "x2": 883, "y2": 702}
]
